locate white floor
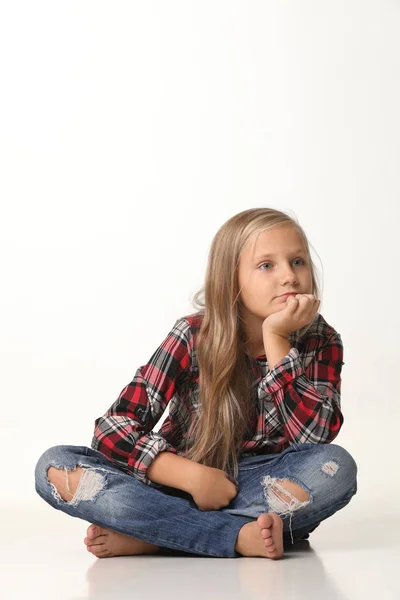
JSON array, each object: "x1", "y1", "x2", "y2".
[{"x1": 3, "y1": 501, "x2": 399, "y2": 600}]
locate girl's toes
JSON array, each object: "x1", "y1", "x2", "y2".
[
  {"x1": 87, "y1": 544, "x2": 105, "y2": 557},
  {"x1": 260, "y1": 528, "x2": 272, "y2": 540},
  {"x1": 88, "y1": 524, "x2": 98, "y2": 537},
  {"x1": 264, "y1": 537, "x2": 275, "y2": 548}
]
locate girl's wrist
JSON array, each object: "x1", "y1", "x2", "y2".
[
  {"x1": 262, "y1": 327, "x2": 290, "y2": 340},
  {"x1": 184, "y1": 462, "x2": 211, "y2": 494}
]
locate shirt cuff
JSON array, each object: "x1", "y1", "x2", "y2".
[
  {"x1": 128, "y1": 432, "x2": 178, "y2": 488},
  {"x1": 261, "y1": 347, "x2": 306, "y2": 394}
]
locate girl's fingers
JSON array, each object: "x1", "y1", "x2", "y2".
[{"x1": 226, "y1": 474, "x2": 239, "y2": 486}]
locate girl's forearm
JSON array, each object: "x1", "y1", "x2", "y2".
[
  {"x1": 146, "y1": 451, "x2": 206, "y2": 493},
  {"x1": 263, "y1": 332, "x2": 291, "y2": 371}
]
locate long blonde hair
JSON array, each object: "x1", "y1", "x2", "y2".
[{"x1": 181, "y1": 208, "x2": 322, "y2": 479}]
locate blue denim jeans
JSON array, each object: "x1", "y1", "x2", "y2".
[{"x1": 34, "y1": 442, "x2": 357, "y2": 558}]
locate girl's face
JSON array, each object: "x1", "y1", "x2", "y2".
[{"x1": 238, "y1": 225, "x2": 313, "y2": 323}]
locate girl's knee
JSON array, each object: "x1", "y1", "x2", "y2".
[
  {"x1": 318, "y1": 444, "x2": 358, "y2": 500},
  {"x1": 34, "y1": 446, "x2": 110, "y2": 508},
  {"x1": 34, "y1": 445, "x2": 90, "y2": 493},
  {"x1": 324, "y1": 444, "x2": 357, "y2": 480},
  {"x1": 47, "y1": 465, "x2": 86, "y2": 503}
]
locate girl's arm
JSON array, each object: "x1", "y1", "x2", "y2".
[
  {"x1": 91, "y1": 317, "x2": 193, "y2": 487},
  {"x1": 148, "y1": 450, "x2": 240, "y2": 511},
  {"x1": 260, "y1": 331, "x2": 344, "y2": 444},
  {"x1": 147, "y1": 450, "x2": 206, "y2": 492},
  {"x1": 263, "y1": 332, "x2": 291, "y2": 372}
]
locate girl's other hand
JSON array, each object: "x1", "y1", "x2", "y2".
[{"x1": 189, "y1": 466, "x2": 239, "y2": 511}]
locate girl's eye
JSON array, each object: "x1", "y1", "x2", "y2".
[{"x1": 259, "y1": 258, "x2": 305, "y2": 270}]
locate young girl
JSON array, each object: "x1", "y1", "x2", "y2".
[{"x1": 34, "y1": 207, "x2": 357, "y2": 559}]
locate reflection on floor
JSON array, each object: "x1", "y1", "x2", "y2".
[{"x1": 2, "y1": 502, "x2": 399, "y2": 600}]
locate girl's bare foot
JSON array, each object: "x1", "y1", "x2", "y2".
[
  {"x1": 235, "y1": 513, "x2": 284, "y2": 559},
  {"x1": 84, "y1": 524, "x2": 161, "y2": 558}
]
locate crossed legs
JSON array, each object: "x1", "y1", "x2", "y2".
[{"x1": 47, "y1": 465, "x2": 309, "y2": 559}]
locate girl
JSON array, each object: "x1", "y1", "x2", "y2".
[{"x1": 34, "y1": 207, "x2": 357, "y2": 560}]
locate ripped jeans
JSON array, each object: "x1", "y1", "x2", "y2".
[{"x1": 34, "y1": 441, "x2": 357, "y2": 558}]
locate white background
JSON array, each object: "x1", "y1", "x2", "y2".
[{"x1": 1, "y1": 1, "x2": 398, "y2": 515}]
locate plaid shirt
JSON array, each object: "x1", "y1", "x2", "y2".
[{"x1": 91, "y1": 311, "x2": 345, "y2": 488}]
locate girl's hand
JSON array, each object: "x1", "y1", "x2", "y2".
[
  {"x1": 262, "y1": 293, "x2": 320, "y2": 338},
  {"x1": 189, "y1": 467, "x2": 239, "y2": 511}
]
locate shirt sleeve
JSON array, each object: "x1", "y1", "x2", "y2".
[
  {"x1": 91, "y1": 317, "x2": 192, "y2": 487},
  {"x1": 259, "y1": 333, "x2": 344, "y2": 444}
]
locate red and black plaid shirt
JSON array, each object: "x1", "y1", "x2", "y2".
[{"x1": 91, "y1": 312, "x2": 344, "y2": 488}]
